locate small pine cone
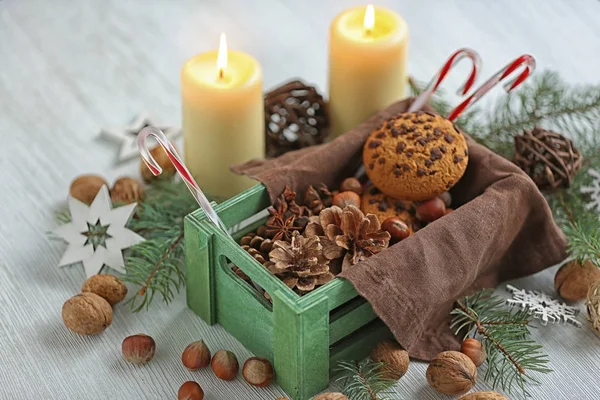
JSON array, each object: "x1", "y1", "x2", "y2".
[
  {"x1": 246, "y1": 236, "x2": 273, "y2": 258},
  {"x1": 247, "y1": 248, "x2": 267, "y2": 265},
  {"x1": 304, "y1": 185, "x2": 325, "y2": 215},
  {"x1": 233, "y1": 266, "x2": 250, "y2": 282},
  {"x1": 316, "y1": 183, "x2": 333, "y2": 207},
  {"x1": 257, "y1": 225, "x2": 268, "y2": 237}
]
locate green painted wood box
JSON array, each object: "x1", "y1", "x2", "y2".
[{"x1": 184, "y1": 184, "x2": 393, "y2": 400}]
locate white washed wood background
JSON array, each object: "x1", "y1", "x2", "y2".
[{"x1": 1, "y1": 0, "x2": 599, "y2": 399}]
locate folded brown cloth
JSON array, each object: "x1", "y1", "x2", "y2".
[{"x1": 232, "y1": 98, "x2": 567, "y2": 361}]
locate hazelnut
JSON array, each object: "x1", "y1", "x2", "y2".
[
  {"x1": 141, "y1": 145, "x2": 177, "y2": 183},
  {"x1": 332, "y1": 191, "x2": 361, "y2": 209},
  {"x1": 313, "y1": 393, "x2": 348, "y2": 400},
  {"x1": 460, "y1": 338, "x2": 487, "y2": 367},
  {"x1": 122, "y1": 334, "x2": 156, "y2": 365},
  {"x1": 381, "y1": 217, "x2": 411, "y2": 244},
  {"x1": 426, "y1": 351, "x2": 477, "y2": 396},
  {"x1": 81, "y1": 274, "x2": 128, "y2": 306},
  {"x1": 438, "y1": 191, "x2": 452, "y2": 207},
  {"x1": 62, "y1": 292, "x2": 112, "y2": 335},
  {"x1": 182, "y1": 340, "x2": 211, "y2": 370},
  {"x1": 242, "y1": 357, "x2": 274, "y2": 387},
  {"x1": 110, "y1": 177, "x2": 145, "y2": 204},
  {"x1": 339, "y1": 177, "x2": 363, "y2": 195},
  {"x1": 178, "y1": 381, "x2": 204, "y2": 400},
  {"x1": 370, "y1": 340, "x2": 410, "y2": 380},
  {"x1": 69, "y1": 175, "x2": 109, "y2": 205},
  {"x1": 458, "y1": 392, "x2": 508, "y2": 400},
  {"x1": 416, "y1": 197, "x2": 446, "y2": 222},
  {"x1": 555, "y1": 260, "x2": 600, "y2": 301},
  {"x1": 444, "y1": 207, "x2": 454, "y2": 215},
  {"x1": 211, "y1": 349, "x2": 239, "y2": 380}
]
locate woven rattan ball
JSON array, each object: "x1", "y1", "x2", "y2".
[
  {"x1": 586, "y1": 280, "x2": 600, "y2": 337},
  {"x1": 264, "y1": 80, "x2": 329, "y2": 157},
  {"x1": 514, "y1": 127, "x2": 582, "y2": 190}
]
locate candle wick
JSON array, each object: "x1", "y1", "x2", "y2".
[{"x1": 218, "y1": 68, "x2": 224, "y2": 79}]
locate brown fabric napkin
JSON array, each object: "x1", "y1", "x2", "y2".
[{"x1": 232, "y1": 98, "x2": 567, "y2": 361}]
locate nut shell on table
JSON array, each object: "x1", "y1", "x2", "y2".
[
  {"x1": 460, "y1": 338, "x2": 487, "y2": 367},
  {"x1": 182, "y1": 340, "x2": 211, "y2": 370},
  {"x1": 178, "y1": 381, "x2": 204, "y2": 400},
  {"x1": 312, "y1": 393, "x2": 348, "y2": 400},
  {"x1": 211, "y1": 349, "x2": 239, "y2": 380},
  {"x1": 363, "y1": 112, "x2": 469, "y2": 201},
  {"x1": 555, "y1": 260, "x2": 600, "y2": 302},
  {"x1": 81, "y1": 274, "x2": 128, "y2": 306},
  {"x1": 110, "y1": 177, "x2": 145, "y2": 204},
  {"x1": 69, "y1": 174, "x2": 109, "y2": 205},
  {"x1": 458, "y1": 392, "x2": 508, "y2": 400},
  {"x1": 370, "y1": 340, "x2": 410, "y2": 380},
  {"x1": 426, "y1": 351, "x2": 477, "y2": 396},
  {"x1": 242, "y1": 357, "x2": 274, "y2": 387},
  {"x1": 141, "y1": 145, "x2": 177, "y2": 183},
  {"x1": 122, "y1": 334, "x2": 156, "y2": 365},
  {"x1": 62, "y1": 292, "x2": 113, "y2": 335}
]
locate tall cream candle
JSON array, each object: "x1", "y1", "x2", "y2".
[
  {"x1": 181, "y1": 34, "x2": 264, "y2": 199},
  {"x1": 328, "y1": 5, "x2": 409, "y2": 138}
]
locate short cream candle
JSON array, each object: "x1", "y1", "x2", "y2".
[
  {"x1": 328, "y1": 5, "x2": 409, "y2": 138},
  {"x1": 181, "y1": 34, "x2": 264, "y2": 199}
]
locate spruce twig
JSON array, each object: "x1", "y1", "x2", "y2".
[
  {"x1": 451, "y1": 290, "x2": 551, "y2": 398},
  {"x1": 336, "y1": 359, "x2": 396, "y2": 400}
]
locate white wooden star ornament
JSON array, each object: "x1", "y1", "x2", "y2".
[
  {"x1": 101, "y1": 111, "x2": 181, "y2": 161},
  {"x1": 53, "y1": 185, "x2": 145, "y2": 278}
]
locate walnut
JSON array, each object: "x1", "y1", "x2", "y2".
[
  {"x1": 458, "y1": 392, "x2": 508, "y2": 400},
  {"x1": 312, "y1": 393, "x2": 348, "y2": 400},
  {"x1": 82, "y1": 274, "x2": 128, "y2": 305},
  {"x1": 141, "y1": 145, "x2": 177, "y2": 183},
  {"x1": 111, "y1": 177, "x2": 145, "y2": 204},
  {"x1": 69, "y1": 175, "x2": 108, "y2": 205},
  {"x1": 62, "y1": 293, "x2": 113, "y2": 335},
  {"x1": 370, "y1": 340, "x2": 409, "y2": 380},
  {"x1": 555, "y1": 260, "x2": 600, "y2": 301},
  {"x1": 426, "y1": 351, "x2": 477, "y2": 396}
]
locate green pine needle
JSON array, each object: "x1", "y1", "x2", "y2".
[
  {"x1": 451, "y1": 290, "x2": 551, "y2": 398},
  {"x1": 336, "y1": 359, "x2": 396, "y2": 400}
]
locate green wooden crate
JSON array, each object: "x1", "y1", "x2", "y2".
[{"x1": 184, "y1": 184, "x2": 393, "y2": 400}]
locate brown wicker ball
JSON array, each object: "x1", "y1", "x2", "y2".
[
  {"x1": 264, "y1": 80, "x2": 329, "y2": 157},
  {"x1": 514, "y1": 127, "x2": 582, "y2": 190}
]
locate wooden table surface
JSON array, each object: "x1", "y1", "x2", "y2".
[{"x1": 1, "y1": 0, "x2": 599, "y2": 399}]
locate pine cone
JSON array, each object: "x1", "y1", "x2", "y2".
[
  {"x1": 304, "y1": 185, "x2": 325, "y2": 215},
  {"x1": 307, "y1": 205, "x2": 390, "y2": 268},
  {"x1": 316, "y1": 183, "x2": 333, "y2": 207},
  {"x1": 514, "y1": 127, "x2": 582, "y2": 190},
  {"x1": 268, "y1": 232, "x2": 334, "y2": 294}
]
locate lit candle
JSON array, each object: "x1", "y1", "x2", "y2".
[
  {"x1": 181, "y1": 34, "x2": 264, "y2": 198},
  {"x1": 328, "y1": 5, "x2": 409, "y2": 138}
]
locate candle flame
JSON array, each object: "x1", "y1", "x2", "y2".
[
  {"x1": 217, "y1": 33, "x2": 228, "y2": 79},
  {"x1": 364, "y1": 5, "x2": 375, "y2": 33}
]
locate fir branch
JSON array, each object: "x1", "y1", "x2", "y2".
[
  {"x1": 123, "y1": 181, "x2": 199, "y2": 311},
  {"x1": 451, "y1": 290, "x2": 551, "y2": 398},
  {"x1": 336, "y1": 359, "x2": 396, "y2": 400}
]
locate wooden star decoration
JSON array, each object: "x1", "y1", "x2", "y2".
[
  {"x1": 53, "y1": 185, "x2": 145, "y2": 278},
  {"x1": 101, "y1": 110, "x2": 181, "y2": 162}
]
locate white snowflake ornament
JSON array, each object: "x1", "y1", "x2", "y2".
[
  {"x1": 506, "y1": 284, "x2": 581, "y2": 328},
  {"x1": 581, "y1": 169, "x2": 600, "y2": 217},
  {"x1": 101, "y1": 110, "x2": 180, "y2": 162},
  {"x1": 53, "y1": 185, "x2": 144, "y2": 278}
]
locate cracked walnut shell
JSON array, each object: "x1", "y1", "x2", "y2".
[
  {"x1": 62, "y1": 292, "x2": 113, "y2": 335},
  {"x1": 110, "y1": 177, "x2": 145, "y2": 204}
]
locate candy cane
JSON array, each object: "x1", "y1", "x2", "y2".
[
  {"x1": 447, "y1": 54, "x2": 536, "y2": 121},
  {"x1": 137, "y1": 126, "x2": 231, "y2": 236},
  {"x1": 408, "y1": 48, "x2": 482, "y2": 112}
]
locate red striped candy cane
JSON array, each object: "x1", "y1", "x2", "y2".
[
  {"x1": 137, "y1": 126, "x2": 231, "y2": 236},
  {"x1": 408, "y1": 48, "x2": 482, "y2": 112},
  {"x1": 447, "y1": 54, "x2": 536, "y2": 121}
]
